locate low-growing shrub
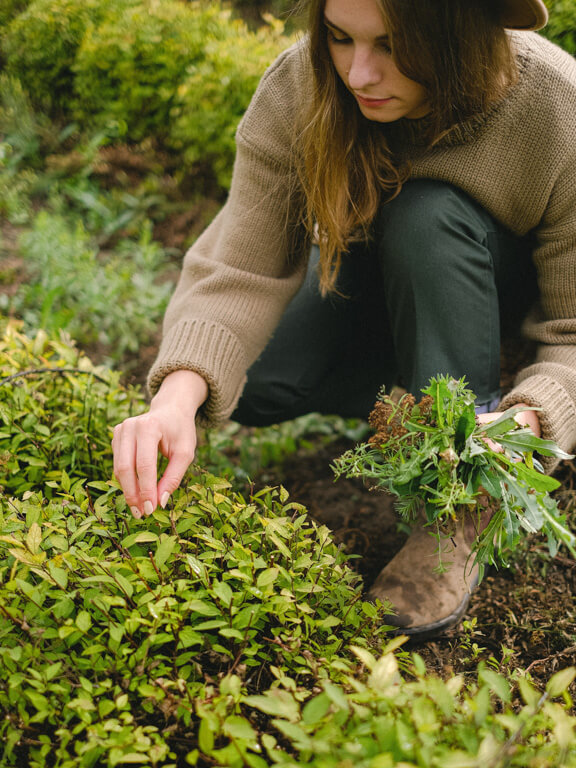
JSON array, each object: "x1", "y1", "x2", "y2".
[
  {"x1": 1, "y1": 474, "x2": 575, "y2": 766},
  {"x1": 0, "y1": 321, "x2": 145, "y2": 497},
  {"x1": 2, "y1": 211, "x2": 173, "y2": 365},
  {"x1": 0, "y1": 473, "x2": 389, "y2": 766},
  {"x1": 168, "y1": 13, "x2": 295, "y2": 189},
  {"x1": 0, "y1": 325, "x2": 575, "y2": 766}
]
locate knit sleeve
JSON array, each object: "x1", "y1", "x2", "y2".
[
  {"x1": 146, "y1": 43, "x2": 310, "y2": 425},
  {"x1": 499, "y1": 151, "x2": 576, "y2": 471}
]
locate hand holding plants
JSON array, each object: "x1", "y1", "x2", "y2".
[
  {"x1": 333, "y1": 376, "x2": 576, "y2": 577},
  {"x1": 112, "y1": 369, "x2": 208, "y2": 517}
]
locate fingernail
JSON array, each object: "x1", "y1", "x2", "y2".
[
  {"x1": 143, "y1": 500, "x2": 154, "y2": 516},
  {"x1": 130, "y1": 506, "x2": 141, "y2": 519},
  {"x1": 160, "y1": 492, "x2": 170, "y2": 509}
]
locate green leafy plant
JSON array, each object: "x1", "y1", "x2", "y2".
[
  {"x1": 333, "y1": 376, "x2": 576, "y2": 577},
  {"x1": 0, "y1": 473, "x2": 390, "y2": 766},
  {"x1": 0, "y1": 321, "x2": 145, "y2": 497},
  {"x1": 1, "y1": 328, "x2": 576, "y2": 766},
  {"x1": 2, "y1": 211, "x2": 172, "y2": 365}
]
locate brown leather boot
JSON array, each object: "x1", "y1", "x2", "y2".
[{"x1": 367, "y1": 523, "x2": 479, "y2": 640}]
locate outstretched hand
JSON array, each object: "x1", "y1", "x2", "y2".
[
  {"x1": 112, "y1": 370, "x2": 208, "y2": 518},
  {"x1": 476, "y1": 402, "x2": 541, "y2": 453}
]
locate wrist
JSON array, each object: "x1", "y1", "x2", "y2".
[{"x1": 152, "y1": 369, "x2": 208, "y2": 414}]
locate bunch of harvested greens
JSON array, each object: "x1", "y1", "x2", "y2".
[{"x1": 333, "y1": 375, "x2": 576, "y2": 576}]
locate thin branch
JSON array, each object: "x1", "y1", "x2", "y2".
[{"x1": 0, "y1": 367, "x2": 111, "y2": 387}]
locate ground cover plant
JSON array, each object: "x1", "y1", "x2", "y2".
[{"x1": 1, "y1": 324, "x2": 576, "y2": 767}]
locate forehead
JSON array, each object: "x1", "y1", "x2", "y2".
[{"x1": 323, "y1": 0, "x2": 388, "y2": 36}]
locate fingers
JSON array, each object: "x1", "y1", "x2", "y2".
[
  {"x1": 157, "y1": 447, "x2": 197, "y2": 510},
  {"x1": 112, "y1": 410, "x2": 198, "y2": 519},
  {"x1": 113, "y1": 414, "x2": 162, "y2": 518}
]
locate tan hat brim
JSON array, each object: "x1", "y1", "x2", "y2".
[{"x1": 500, "y1": 0, "x2": 549, "y2": 30}]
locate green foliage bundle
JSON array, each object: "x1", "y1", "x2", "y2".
[
  {"x1": 334, "y1": 376, "x2": 576, "y2": 577},
  {"x1": 0, "y1": 321, "x2": 144, "y2": 497},
  {"x1": 2, "y1": 211, "x2": 172, "y2": 365}
]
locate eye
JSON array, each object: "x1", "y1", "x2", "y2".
[
  {"x1": 376, "y1": 38, "x2": 392, "y2": 54},
  {"x1": 326, "y1": 27, "x2": 351, "y2": 44}
]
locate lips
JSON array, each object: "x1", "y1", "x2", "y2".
[{"x1": 355, "y1": 93, "x2": 394, "y2": 107}]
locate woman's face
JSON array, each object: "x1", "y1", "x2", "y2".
[{"x1": 324, "y1": 0, "x2": 429, "y2": 122}]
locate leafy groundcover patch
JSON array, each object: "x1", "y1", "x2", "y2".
[{"x1": 1, "y1": 323, "x2": 576, "y2": 767}]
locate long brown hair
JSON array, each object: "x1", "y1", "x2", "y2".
[{"x1": 296, "y1": 0, "x2": 518, "y2": 294}]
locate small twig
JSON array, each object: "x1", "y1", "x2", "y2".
[
  {"x1": 148, "y1": 550, "x2": 164, "y2": 583},
  {"x1": 0, "y1": 367, "x2": 110, "y2": 387},
  {"x1": 525, "y1": 645, "x2": 576, "y2": 675}
]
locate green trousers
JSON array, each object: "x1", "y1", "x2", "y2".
[{"x1": 233, "y1": 180, "x2": 537, "y2": 426}]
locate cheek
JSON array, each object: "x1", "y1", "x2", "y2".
[{"x1": 327, "y1": 44, "x2": 349, "y2": 81}]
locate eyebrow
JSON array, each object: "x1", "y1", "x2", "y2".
[{"x1": 323, "y1": 15, "x2": 390, "y2": 43}]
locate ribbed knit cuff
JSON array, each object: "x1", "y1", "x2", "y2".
[
  {"x1": 499, "y1": 372, "x2": 576, "y2": 473},
  {"x1": 147, "y1": 319, "x2": 248, "y2": 427}
]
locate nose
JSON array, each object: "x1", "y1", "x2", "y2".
[{"x1": 347, "y1": 47, "x2": 382, "y2": 90}]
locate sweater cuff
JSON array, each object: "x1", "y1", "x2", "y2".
[
  {"x1": 147, "y1": 319, "x2": 248, "y2": 426},
  {"x1": 499, "y1": 371, "x2": 576, "y2": 473}
]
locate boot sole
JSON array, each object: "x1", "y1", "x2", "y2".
[{"x1": 380, "y1": 571, "x2": 480, "y2": 642}]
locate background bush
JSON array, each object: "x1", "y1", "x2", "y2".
[
  {"x1": 1, "y1": 0, "x2": 296, "y2": 196},
  {"x1": 168, "y1": 13, "x2": 292, "y2": 189},
  {"x1": 0, "y1": 0, "x2": 133, "y2": 113},
  {"x1": 71, "y1": 2, "x2": 223, "y2": 142},
  {"x1": 542, "y1": 0, "x2": 576, "y2": 54}
]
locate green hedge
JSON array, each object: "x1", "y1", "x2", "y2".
[
  {"x1": 0, "y1": 0, "x2": 134, "y2": 111},
  {"x1": 1, "y1": 0, "x2": 295, "y2": 193},
  {"x1": 167, "y1": 14, "x2": 292, "y2": 189},
  {"x1": 71, "y1": 2, "x2": 224, "y2": 142}
]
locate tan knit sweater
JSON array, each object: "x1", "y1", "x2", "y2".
[{"x1": 149, "y1": 31, "x2": 576, "y2": 463}]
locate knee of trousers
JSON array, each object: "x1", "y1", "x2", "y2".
[
  {"x1": 232, "y1": 374, "x2": 313, "y2": 427},
  {"x1": 375, "y1": 179, "x2": 494, "y2": 279}
]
